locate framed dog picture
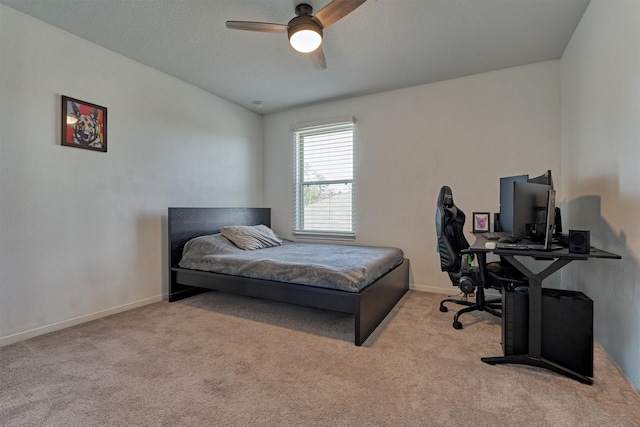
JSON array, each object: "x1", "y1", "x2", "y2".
[
  {"x1": 61, "y1": 96, "x2": 107, "y2": 152},
  {"x1": 472, "y1": 212, "x2": 490, "y2": 233}
]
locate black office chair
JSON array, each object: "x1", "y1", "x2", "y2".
[{"x1": 435, "y1": 185, "x2": 525, "y2": 329}]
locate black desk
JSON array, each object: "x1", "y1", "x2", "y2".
[{"x1": 465, "y1": 236, "x2": 621, "y2": 384}]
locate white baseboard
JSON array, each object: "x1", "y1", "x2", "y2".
[
  {"x1": 412, "y1": 283, "x2": 452, "y2": 294},
  {"x1": 0, "y1": 295, "x2": 163, "y2": 347},
  {"x1": 1, "y1": 285, "x2": 502, "y2": 347},
  {"x1": 412, "y1": 283, "x2": 501, "y2": 298}
]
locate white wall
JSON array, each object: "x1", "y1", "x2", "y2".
[
  {"x1": 0, "y1": 5, "x2": 263, "y2": 345},
  {"x1": 263, "y1": 61, "x2": 561, "y2": 293},
  {"x1": 561, "y1": 0, "x2": 640, "y2": 389}
]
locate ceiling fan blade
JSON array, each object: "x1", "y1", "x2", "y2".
[
  {"x1": 225, "y1": 21, "x2": 288, "y2": 33},
  {"x1": 308, "y1": 46, "x2": 327, "y2": 70},
  {"x1": 314, "y1": 0, "x2": 367, "y2": 28}
]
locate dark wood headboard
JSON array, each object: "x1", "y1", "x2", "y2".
[{"x1": 168, "y1": 207, "x2": 271, "y2": 269}]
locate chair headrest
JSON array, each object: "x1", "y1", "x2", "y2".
[
  {"x1": 438, "y1": 186, "x2": 456, "y2": 218},
  {"x1": 439, "y1": 186, "x2": 454, "y2": 207}
]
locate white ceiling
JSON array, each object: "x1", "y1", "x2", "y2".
[{"x1": 1, "y1": 0, "x2": 589, "y2": 115}]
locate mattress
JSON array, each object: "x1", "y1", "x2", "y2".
[{"x1": 178, "y1": 233, "x2": 404, "y2": 292}]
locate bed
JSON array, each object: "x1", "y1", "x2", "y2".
[{"x1": 168, "y1": 207, "x2": 410, "y2": 346}]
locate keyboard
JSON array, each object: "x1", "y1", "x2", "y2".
[
  {"x1": 496, "y1": 242, "x2": 563, "y2": 251},
  {"x1": 496, "y1": 243, "x2": 530, "y2": 250},
  {"x1": 482, "y1": 231, "x2": 512, "y2": 240}
]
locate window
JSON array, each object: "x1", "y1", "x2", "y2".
[{"x1": 293, "y1": 118, "x2": 355, "y2": 239}]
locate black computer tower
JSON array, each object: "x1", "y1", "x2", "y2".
[{"x1": 502, "y1": 288, "x2": 594, "y2": 377}]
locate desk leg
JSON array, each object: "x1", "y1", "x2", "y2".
[{"x1": 480, "y1": 256, "x2": 593, "y2": 384}]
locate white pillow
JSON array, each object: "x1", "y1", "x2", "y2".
[{"x1": 220, "y1": 225, "x2": 283, "y2": 250}]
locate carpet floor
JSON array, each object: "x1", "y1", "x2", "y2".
[{"x1": 1, "y1": 290, "x2": 639, "y2": 426}]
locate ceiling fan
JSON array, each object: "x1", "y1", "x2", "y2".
[{"x1": 226, "y1": 0, "x2": 367, "y2": 70}]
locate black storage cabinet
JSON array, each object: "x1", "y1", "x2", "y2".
[{"x1": 502, "y1": 288, "x2": 594, "y2": 377}]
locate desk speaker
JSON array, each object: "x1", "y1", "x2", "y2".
[{"x1": 569, "y1": 230, "x2": 590, "y2": 254}]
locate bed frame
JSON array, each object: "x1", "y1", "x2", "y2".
[{"x1": 168, "y1": 207, "x2": 410, "y2": 346}]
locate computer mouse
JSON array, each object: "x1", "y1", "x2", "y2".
[
  {"x1": 485, "y1": 242, "x2": 497, "y2": 250},
  {"x1": 498, "y1": 236, "x2": 519, "y2": 243}
]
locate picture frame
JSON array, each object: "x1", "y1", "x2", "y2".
[
  {"x1": 472, "y1": 212, "x2": 490, "y2": 233},
  {"x1": 61, "y1": 95, "x2": 107, "y2": 152}
]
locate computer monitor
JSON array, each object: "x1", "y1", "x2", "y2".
[
  {"x1": 528, "y1": 169, "x2": 554, "y2": 189},
  {"x1": 554, "y1": 206, "x2": 563, "y2": 236},
  {"x1": 542, "y1": 189, "x2": 558, "y2": 249},
  {"x1": 512, "y1": 181, "x2": 552, "y2": 240},
  {"x1": 499, "y1": 174, "x2": 529, "y2": 233},
  {"x1": 530, "y1": 188, "x2": 560, "y2": 250}
]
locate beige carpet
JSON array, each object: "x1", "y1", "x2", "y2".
[{"x1": 1, "y1": 290, "x2": 639, "y2": 426}]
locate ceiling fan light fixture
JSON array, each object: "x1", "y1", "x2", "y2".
[
  {"x1": 227, "y1": 1, "x2": 368, "y2": 69},
  {"x1": 288, "y1": 19, "x2": 323, "y2": 53}
]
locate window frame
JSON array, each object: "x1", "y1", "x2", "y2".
[{"x1": 292, "y1": 117, "x2": 356, "y2": 240}]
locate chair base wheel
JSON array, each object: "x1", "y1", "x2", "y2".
[{"x1": 439, "y1": 291, "x2": 502, "y2": 330}]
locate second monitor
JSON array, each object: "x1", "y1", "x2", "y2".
[{"x1": 512, "y1": 181, "x2": 560, "y2": 250}]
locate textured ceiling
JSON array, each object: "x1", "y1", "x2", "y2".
[{"x1": 0, "y1": 0, "x2": 590, "y2": 114}]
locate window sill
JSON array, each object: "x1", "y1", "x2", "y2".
[{"x1": 292, "y1": 230, "x2": 356, "y2": 241}]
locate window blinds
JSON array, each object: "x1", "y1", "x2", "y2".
[{"x1": 293, "y1": 119, "x2": 355, "y2": 239}]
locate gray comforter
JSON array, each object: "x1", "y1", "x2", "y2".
[{"x1": 178, "y1": 234, "x2": 404, "y2": 292}]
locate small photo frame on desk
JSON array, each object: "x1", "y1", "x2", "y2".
[{"x1": 472, "y1": 212, "x2": 490, "y2": 233}]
